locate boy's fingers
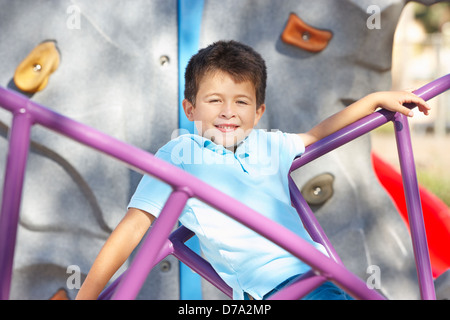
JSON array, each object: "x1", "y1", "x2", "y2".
[
  {"x1": 404, "y1": 92, "x2": 430, "y2": 115},
  {"x1": 419, "y1": 104, "x2": 430, "y2": 115},
  {"x1": 402, "y1": 105, "x2": 415, "y2": 117}
]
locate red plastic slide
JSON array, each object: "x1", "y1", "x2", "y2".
[{"x1": 372, "y1": 152, "x2": 450, "y2": 277}]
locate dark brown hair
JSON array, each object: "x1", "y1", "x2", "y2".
[{"x1": 184, "y1": 40, "x2": 267, "y2": 107}]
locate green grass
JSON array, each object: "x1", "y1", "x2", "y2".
[
  {"x1": 372, "y1": 123, "x2": 395, "y2": 135},
  {"x1": 417, "y1": 170, "x2": 450, "y2": 207},
  {"x1": 371, "y1": 125, "x2": 450, "y2": 208}
]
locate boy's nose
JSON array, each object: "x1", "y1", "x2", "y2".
[{"x1": 220, "y1": 102, "x2": 236, "y2": 119}]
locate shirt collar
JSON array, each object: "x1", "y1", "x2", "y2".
[{"x1": 188, "y1": 130, "x2": 257, "y2": 158}]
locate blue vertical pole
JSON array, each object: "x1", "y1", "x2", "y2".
[
  {"x1": 178, "y1": 0, "x2": 204, "y2": 300},
  {"x1": 178, "y1": 0, "x2": 203, "y2": 134}
]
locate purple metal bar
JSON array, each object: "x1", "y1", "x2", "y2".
[
  {"x1": 0, "y1": 111, "x2": 32, "y2": 300},
  {"x1": 291, "y1": 110, "x2": 395, "y2": 172},
  {"x1": 0, "y1": 88, "x2": 380, "y2": 300},
  {"x1": 287, "y1": 110, "x2": 396, "y2": 274},
  {"x1": 101, "y1": 220, "x2": 234, "y2": 299},
  {"x1": 0, "y1": 74, "x2": 447, "y2": 300},
  {"x1": 287, "y1": 73, "x2": 449, "y2": 300},
  {"x1": 111, "y1": 190, "x2": 190, "y2": 299},
  {"x1": 291, "y1": 74, "x2": 450, "y2": 172},
  {"x1": 394, "y1": 113, "x2": 435, "y2": 299},
  {"x1": 98, "y1": 238, "x2": 174, "y2": 300},
  {"x1": 200, "y1": 190, "x2": 385, "y2": 299},
  {"x1": 0, "y1": 88, "x2": 188, "y2": 191},
  {"x1": 414, "y1": 74, "x2": 450, "y2": 101},
  {"x1": 171, "y1": 230, "x2": 233, "y2": 298},
  {"x1": 289, "y1": 177, "x2": 343, "y2": 265}
]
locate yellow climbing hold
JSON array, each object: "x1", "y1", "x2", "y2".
[{"x1": 14, "y1": 41, "x2": 60, "y2": 93}]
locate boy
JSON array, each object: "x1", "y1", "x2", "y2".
[{"x1": 76, "y1": 40, "x2": 430, "y2": 300}]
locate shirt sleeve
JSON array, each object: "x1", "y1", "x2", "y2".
[
  {"x1": 127, "y1": 148, "x2": 179, "y2": 219},
  {"x1": 281, "y1": 132, "x2": 306, "y2": 161}
]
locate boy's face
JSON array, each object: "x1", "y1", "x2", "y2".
[{"x1": 183, "y1": 71, "x2": 265, "y2": 151}]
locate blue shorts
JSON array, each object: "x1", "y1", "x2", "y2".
[{"x1": 245, "y1": 274, "x2": 354, "y2": 300}]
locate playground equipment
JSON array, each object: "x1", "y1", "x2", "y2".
[
  {"x1": 372, "y1": 152, "x2": 450, "y2": 278},
  {"x1": 0, "y1": 74, "x2": 449, "y2": 300}
]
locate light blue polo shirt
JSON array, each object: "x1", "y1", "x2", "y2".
[{"x1": 128, "y1": 129, "x2": 327, "y2": 300}]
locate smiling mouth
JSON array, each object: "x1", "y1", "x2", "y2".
[{"x1": 215, "y1": 124, "x2": 239, "y2": 132}]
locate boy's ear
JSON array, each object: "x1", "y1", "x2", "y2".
[
  {"x1": 182, "y1": 99, "x2": 195, "y2": 121},
  {"x1": 254, "y1": 104, "x2": 266, "y2": 126}
]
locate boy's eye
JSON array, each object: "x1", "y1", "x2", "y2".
[{"x1": 237, "y1": 100, "x2": 248, "y2": 105}]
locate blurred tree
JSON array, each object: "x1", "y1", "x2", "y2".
[{"x1": 414, "y1": 3, "x2": 450, "y2": 33}]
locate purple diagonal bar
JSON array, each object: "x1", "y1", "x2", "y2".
[
  {"x1": 413, "y1": 74, "x2": 450, "y2": 101},
  {"x1": 112, "y1": 190, "x2": 190, "y2": 300},
  {"x1": 288, "y1": 177, "x2": 343, "y2": 265},
  {"x1": 292, "y1": 109, "x2": 396, "y2": 172},
  {"x1": 170, "y1": 229, "x2": 233, "y2": 298},
  {"x1": 291, "y1": 73, "x2": 450, "y2": 171},
  {"x1": 97, "y1": 238, "x2": 174, "y2": 300},
  {"x1": 0, "y1": 111, "x2": 32, "y2": 300},
  {"x1": 201, "y1": 190, "x2": 385, "y2": 299}
]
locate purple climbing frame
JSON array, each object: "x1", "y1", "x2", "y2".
[{"x1": 0, "y1": 74, "x2": 449, "y2": 300}]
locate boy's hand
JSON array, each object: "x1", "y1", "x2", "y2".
[
  {"x1": 367, "y1": 91, "x2": 431, "y2": 117},
  {"x1": 298, "y1": 90, "x2": 431, "y2": 147}
]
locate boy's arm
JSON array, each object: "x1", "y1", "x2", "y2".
[
  {"x1": 75, "y1": 207, "x2": 155, "y2": 300},
  {"x1": 298, "y1": 91, "x2": 430, "y2": 147}
]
